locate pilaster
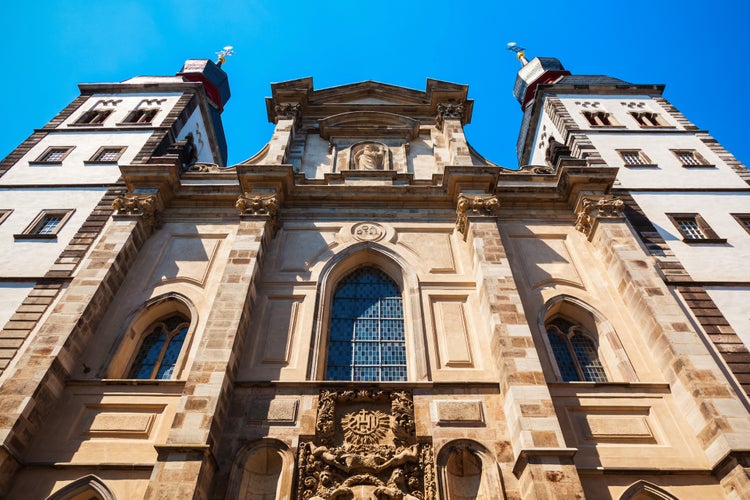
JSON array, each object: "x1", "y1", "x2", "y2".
[{"x1": 467, "y1": 218, "x2": 584, "y2": 499}]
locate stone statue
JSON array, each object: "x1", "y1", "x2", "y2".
[{"x1": 357, "y1": 144, "x2": 384, "y2": 170}]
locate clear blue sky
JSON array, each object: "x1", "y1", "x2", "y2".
[{"x1": 1, "y1": 1, "x2": 748, "y2": 169}]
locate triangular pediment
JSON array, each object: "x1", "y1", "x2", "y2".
[{"x1": 310, "y1": 80, "x2": 430, "y2": 106}]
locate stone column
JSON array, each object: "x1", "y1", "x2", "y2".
[
  {"x1": 144, "y1": 214, "x2": 270, "y2": 499},
  {"x1": 0, "y1": 205, "x2": 155, "y2": 494},
  {"x1": 465, "y1": 212, "x2": 583, "y2": 499}
]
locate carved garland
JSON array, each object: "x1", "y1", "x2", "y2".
[
  {"x1": 455, "y1": 194, "x2": 500, "y2": 239},
  {"x1": 112, "y1": 193, "x2": 159, "y2": 234},
  {"x1": 575, "y1": 197, "x2": 625, "y2": 239},
  {"x1": 298, "y1": 388, "x2": 435, "y2": 500}
]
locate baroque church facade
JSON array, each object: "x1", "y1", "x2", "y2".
[{"x1": 0, "y1": 54, "x2": 749, "y2": 499}]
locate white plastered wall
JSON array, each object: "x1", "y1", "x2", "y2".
[
  {"x1": 60, "y1": 93, "x2": 183, "y2": 128},
  {"x1": 0, "y1": 188, "x2": 107, "y2": 276},
  {"x1": 175, "y1": 106, "x2": 217, "y2": 164},
  {"x1": 706, "y1": 287, "x2": 750, "y2": 350},
  {"x1": 0, "y1": 283, "x2": 34, "y2": 330}
]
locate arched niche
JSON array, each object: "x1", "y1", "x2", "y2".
[
  {"x1": 226, "y1": 439, "x2": 293, "y2": 500},
  {"x1": 437, "y1": 440, "x2": 504, "y2": 500},
  {"x1": 620, "y1": 480, "x2": 679, "y2": 500},
  {"x1": 538, "y1": 295, "x2": 637, "y2": 383},
  {"x1": 307, "y1": 242, "x2": 428, "y2": 381},
  {"x1": 105, "y1": 292, "x2": 198, "y2": 380},
  {"x1": 46, "y1": 475, "x2": 115, "y2": 500}
]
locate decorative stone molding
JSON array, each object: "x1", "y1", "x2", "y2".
[
  {"x1": 186, "y1": 162, "x2": 226, "y2": 173},
  {"x1": 575, "y1": 197, "x2": 625, "y2": 240},
  {"x1": 112, "y1": 193, "x2": 159, "y2": 234},
  {"x1": 455, "y1": 194, "x2": 499, "y2": 239},
  {"x1": 297, "y1": 388, "x2": 435, "y2": 499},
  {"x1": 435, "y1": 101, "x2": 464, "y2": 130},
  {"x1": 351, "y1": 222, "x2": 385, "y2": 242},
  {"x1": 236, "y1": 193, "x2": 280, "y2": 236},
  {"x1": 274, "y1": 102, "x2": 302, "y2": 122}
]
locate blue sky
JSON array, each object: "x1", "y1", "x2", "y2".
[{"x1": 1, "y1": 1, "x2": 748, "y2": 169}]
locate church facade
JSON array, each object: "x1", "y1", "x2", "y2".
[{"x1": 0, "y1": 55, "x2": 749, "y2": 499}]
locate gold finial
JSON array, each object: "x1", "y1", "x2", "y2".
[
  {"x1": 216, "y1": 45, "x2": 234, "y2": 67},
  {"x1": 507, "y1": 42, "x2": 529, "y2": 66}
]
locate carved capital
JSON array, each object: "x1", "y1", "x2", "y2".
[
  {"x1": 274, "y1": 102, "x2": 302, "y2": 122},
  {"x1": 436, "y1": 101, "x2": 464, "y2": 130},
  {"x1": 235, "y1": 193, "x2": 279, "y2": 233},
  {"x1": 112, "y1": 193, "x2": 159, "y2": 234},
  {"x1": 575, "y1": 197, "x2": 625, "y2": 239},
  {"x1": 455, "y1": 194, "x2": 499, "y2": 239}
]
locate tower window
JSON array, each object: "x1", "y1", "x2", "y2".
[
  {"x1": 582, "y1": 111, "x2": 621, "y2": 127},
  {"x1": 74, "y1": 109, "x2": 113, "y2": 125},
  {"x1": 672, "y1": 149, "x2": 712, "y2": 167},
  {"x1": 326, "y1": 267, "x2": 406, "y2": 382},
  {"x1": 128, "y1": 314, "x2": 189, "y2": 379},
  {"x1": 667, "y1": 213, "x2": 725, "y2": 243},
  {"x1": 732, "y1": 214, "x2": 750, "y2": 235},
  {"x1": 0, "y1": 209, "x2": 12, "y2": 226},
  {"x1": 630, "y1": 111, "x2": 667, "y2": 127},
  {"x1": 122, "y1": 108, "x2": 159, "y2": 124},
  {"x1": 33, "y1": 146, "x2": 74, "y2": 164},
  {"x1": 618, "y1": 150, "x2": 654, "y2": 166},
  {"x1": 14, "y1": 209, "x2": 75, "y2": 240},
  {"x1": 87, "y1": 146, "x2": 126, "y2": 163},
  {"x1": 546, "y1": 317, "x2": 608, "y2": 382}
]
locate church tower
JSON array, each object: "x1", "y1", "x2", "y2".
[{"x1": 0, "y1": 53, "x2": 749, "y2": 499}]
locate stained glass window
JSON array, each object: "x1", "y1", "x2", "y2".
[
  {"x1": 128, "y1": 314, "x2": 189, "y2": 379},
  {"x1": 326, "y1": 267, "x2": 406, "y2": 381},
  {"x1": 546, "y1": 317, "x2": 608, "y2": 382}
]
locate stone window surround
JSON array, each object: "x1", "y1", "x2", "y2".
[
  {"x1": 85, "y1": 146, "x2": 127, "y2": 164},
  {"x1": 70, "y1": 108, "x2": 114, "y2": 126},
  {"x1": 671, "y1": 149, "x2": 714, "y2": 168},
  {"x1": 617, "y1": 149, "x2": 657, "y2": 168},
  {"x1": 731, "y1": 213, "x2": 750, "y2": 236},
  {"x1": 666, "y1": 213, "x2": 726, "y2": 244},
  {"x1": 582, "y1": 110, "x2": 622, "y2": 127},
  {"x1": 13, "y1": 209, "x2": 75, "y2": 240},
  {"x1": 629, "y1": 111, "x2": 670, "y2": 127},
  {"x1": 29, "y1": 145, "x2": 75, "y2": 165},
  {"x1": 0, "y1": 209, "x2": 12, "y2": 225}
]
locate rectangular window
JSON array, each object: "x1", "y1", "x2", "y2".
[
  {"x1": 630, "y1": 111, "x2": 667, "y2": 127},
  {"x1": 667, "y1": 213, "x2": 725, "y2": 244},
  {"x1": 14, "y1": 210, "x2": 75, "y2": 240},
  {"x1": 583, "y1": 111, "x2": 618, "y2": 127},
  {"x1": 86, "y1": 146, "x2": 126, "y2": 164},
  {"x1": 0, "y1": 209, "x2": 12, "y2": 225},
  {"x1": 672, "y1": 149, "x2": 712, "y2": 168},
  {"x1": 122, "y1": 108, "x2": 158, "y2": 124},
  {"x1": 732, "y1": 214, "x2": 750, "y2": 235},
  {"x1": 32, "y1": 147, "x2": 74, "y2": 164},
  {"x1": 73, "y1": 109, "x2": 113, "y2": 125},
  {"x1": 618, "y1": 149, "x2": 654, "y2": 167}
]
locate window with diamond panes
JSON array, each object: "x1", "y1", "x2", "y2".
[
  {"x1": 128, "y1": 314, "x2": 189, "y2": 379},
  {"x1": 326, "y1": 267, "x2": 406, "y2": 382},
  {"x1": 546, "y1": 317, "x2": 607, "y2": 382}
]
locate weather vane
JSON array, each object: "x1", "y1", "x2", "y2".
[
  {"x1": 507, "y1": 42, "x2": 529, "y2": 66},
  {"x1": 216, "y1": 46, "x2": 235, "y2": 67}
]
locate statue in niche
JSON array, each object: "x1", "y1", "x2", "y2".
[{"x1": 352, "y1": 143, "x2": 388, "y2": 171}]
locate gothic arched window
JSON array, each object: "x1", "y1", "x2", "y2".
[
  {"x1": 128, "y1": 314, "x2": 189, "y2": 379},
  {"x1": 325, "y1": 266, "x2": 406, "y2": 382},
  {"x1": 546, "y1": 317, "x2": 608, "y2": 382}
]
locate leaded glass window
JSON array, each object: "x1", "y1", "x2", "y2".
[
  {"x1": 546, "y1": 317, "x2": 607, "y2": 382},
  {"x1": 326, "y1": 267, "x2": 406, "y2": 382},
  {"x1": 128, "y1": 314, "x2": 189, "y2": 379}
]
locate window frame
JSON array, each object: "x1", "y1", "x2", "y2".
[
  {"x1": 731, "y1": 213, "x2": 750, "y2": 236},
  {"x1": 671, "y1": 149, "x2": 714, "y2": 168},
  {"x1": 120, "y1": 107, "x2": 159, "y2": 125},
  {"x1": 666, "y1": 212, "x2": 726, "y2": 244},
  {"x1": 0, "y1": 209, "x2": 12, "y2": 226},
  {"x1": 629, "y1": 111, "x2": 669, "y2": 127},
  {"x1": 546, "y1": 318, "x2": 608, "y2": 382},
  {"x1": 14, "y1": 209, "x2": 75, "y2": 240},
  {"x1": 617, "y1": 149, "x2": 656, "y2": 168},
  {"x1": 127, "y1": 314, "x2": 190, "y2": 380},
  {"x1": 582, "y1": 111, "x2": 622, "y2": 127},
  {"x1": 85, "y1": 146, "x2": 126, "y2": 164},
  {"x1": 71, "y1": 108, "x2": 114, "y2": 126},
  {"x1": 30, "y1": 146, "x2": 75, "y2": 165}
]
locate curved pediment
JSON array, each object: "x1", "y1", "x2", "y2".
[{"x1": 318, "y1": 111, "x2": 420, "y2": 140}]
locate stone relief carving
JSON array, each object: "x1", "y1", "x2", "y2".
[
  {"x1": 351, "y1": 222, "x2": 385, "y2": 242},
  {"x1": 235, "y1": 193, "x2": 280, "y2": 233},
  {"x1": 275, "y1": 102, "x2": 303, "y2": 121},
  {"x1": 455, "y1": 194, "x2": 500, "y2": 239},
  {"x1": 298, "y1": 389, "x2": 435, "y2": 500},
  {"x1": 435, "y1": 102, "x2": 464, "y2": 130},
  {"x1": 112, "y1": 193, "x2": 159, "y2": 233},
  {"x1": 351, "y1": 143, "x2": 389, "y2": 171},
  {"x1": 575, "y1": 197, "x2": 625, "y2": 239}
]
